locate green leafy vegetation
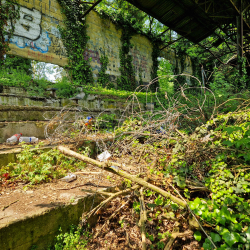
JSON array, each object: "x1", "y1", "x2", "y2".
[
  {"x1": 167, "y1": 109, "x2": 250, "y2": 249},
  {"x1": 48, "y1": 225, "x2": 91, "y2": 250},
  {"x1": 0, "y1": 143, "x2": 88, "y2": 186},
  {"x1": 97, "y1": 54, "x2": 110, "y2": 87},
  {"x1": 57, "y1": 0, "x2": 93, "y2": 85},
  {"x1": 0, "y1": 0, "x2": 20, "y2": 60}
]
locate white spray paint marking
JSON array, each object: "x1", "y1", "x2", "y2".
[{"x1": 13, "y1": 7, "x2": 42, "y2": 40}]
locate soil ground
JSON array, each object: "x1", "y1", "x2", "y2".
[{"x1": 0, "y1": 164, "x2": 114, "y2": 225}]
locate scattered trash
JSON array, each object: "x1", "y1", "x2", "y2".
[
  {"x1": 19, "y1": 137, "x2": 39, "y2": 143},
  {"x1": 85, "y1": 116, "x2": 94, "y2": 126},
  {"x1": 110, "y1": 166, "x2": 119, "y2": 171},
  {"x1": 97, "y1": 150, "x2": 111, "y2": 162},
  {"x1": 6, "y1": 133, "x2": 22, "y2": 143},
  {"x1": 60, "y1": 174, "x2": 77, "y2": 182},
  {"x1": 200, "y1": 134, "x2": 211, "y2": 142}
]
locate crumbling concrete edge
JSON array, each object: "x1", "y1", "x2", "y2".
[{"x1": 0, "y1": 192, "x2": 106, "y2": 250}]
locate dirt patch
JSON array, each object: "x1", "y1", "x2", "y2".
[{"x1": 0, "y1": 165, "x2": 114, "y2": 225}]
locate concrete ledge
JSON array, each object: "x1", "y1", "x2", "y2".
[
  {"x1": 0, "y1": 146, "x2": 54, "y2": 167},
  {"x1": 0, "y1": 121, "x2": 47, "y2": 143},
  {"x1": 0, "y1": 193, "x2": 103, "y2": 250}
]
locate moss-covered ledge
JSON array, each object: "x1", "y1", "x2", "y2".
[{"x1": 0, "y1": 193, "x2": 105, "y2": 250}]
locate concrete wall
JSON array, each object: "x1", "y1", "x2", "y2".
[
  {"x1": 0, "y1": 87, "x2": 128, "y2": 117},
  {"x1": 5, "y1": 0, "x2": 193, "y2": 84},
  {"x1": 0, "y1": 193, "x2": 103, "y2": 250},
  {"x1": 0, "y1": 121, "x2": 47, "y2": 143}
]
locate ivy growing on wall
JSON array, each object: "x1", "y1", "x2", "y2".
[
  {"x1": 57, "y1": 0, "x2": 93, "y2": 85},
  {"x1": 117, "y1": 29, "x2": 136, "y2": 91},
  {"x1": 0, "y1": 0, "x2": 19, "y2": 62},
  {"x1": 150, "y1": 41, "x2": 161, "y2": 91},
  {"x1": 97, "y1": 54, "x2": 109, "y2": 87}
]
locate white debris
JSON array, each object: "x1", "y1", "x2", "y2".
[
  {"x1": 97, "y1": 150, "x2": 111, "y2": 162},
  {"x1": 200, "y1": 134, "x2": 211, "y2": 142},
  {"x1": 60, "y1": 174, "x2": 77, "y2": 182},
  {"x1": 110, "y1": 166, "x2": 119, "y2": 171}
]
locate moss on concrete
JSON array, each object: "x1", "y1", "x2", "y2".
[{"x1": 0, "y1": 193, "x2": 104, "y2": 250}]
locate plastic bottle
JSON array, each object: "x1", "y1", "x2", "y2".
[
  {"x1": 6, "y1": 133, "x2": 22, "y2": 143},
  {"x1": 19, "y1": 137, "x2": 39, "y2": 143}
]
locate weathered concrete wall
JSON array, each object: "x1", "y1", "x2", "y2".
[
  {"x1": 5, "y1": 0, "x2": 193, "y2": 84},
  {"x1": 6, "y1": 0, "x2": 66, "y2": 66},
  {"x1": 0, "y1": 193, "x2": 103, "y2": 250},
  {"x1": 0, "y1": 121, "x2": 47, "y2": 143},
  {"x1": 0, "y1": 87, "x2": 128, "y2": 114}
]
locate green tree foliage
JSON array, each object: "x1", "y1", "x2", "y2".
[
  {"x1": 157, "y1": 58, "x2": 174, "y2": 94},
  {"x1": 0, "y1": 0, "x2": 20, "y2": 61},
  {"x1": 2, "y1": 55, "x2": 32, "y2": 75}
]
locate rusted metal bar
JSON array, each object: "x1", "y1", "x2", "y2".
[
  {"x1": 229, "y1": 0, "x2": 250, "y2": 30},
  {"x1": 157, "y1": 28, "x2": 170, "y2": 38},
  {"x1": 82, "y1": 0, "x2": 102, "y2": 18},
  {"x1": 160, "y1": 36, "x2": 184, "y2": 50},
  {"x1": 198, "y1": 43, "x2": 225, "y2": 64}
]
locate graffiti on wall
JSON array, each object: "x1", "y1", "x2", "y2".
[
  {"x1": 5, "y1": 1, "x2": 191, "y2": 80},
  {"x1": 130, "y1": 47, "x2": 149, "y2": 81},
  {"x1": 5, "y1": 1, "x2": 68, "y2": 66},
  {"x1": 5, "y1": 6, "x2": 52, "y2": 53}
]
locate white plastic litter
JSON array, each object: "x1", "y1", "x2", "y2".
[
  {"x1": 97, "y1": 150, "x2": 111, "y2": 162},
  {"x1": 60, "y1": 174, "x2": 77, "y2": 182},
  {"x1": 200, "y1": 134, "x2": 211, "y2": 142},
  {"x1": 19, "y1": 137, "x2": 39, "y2": 143},
  {"x1": 6, "y1": 133, "x2": 22, "y2": 143},
  {"x1": 110, "y1": 166, "x2": 119, "y2": 171}
]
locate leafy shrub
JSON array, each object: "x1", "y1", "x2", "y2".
[
  {"x1": 0, "y1": 143, "x2": 88, "y2": 185},
  {"x1": 48, "y1": 225, "x2": 91, "y2": 250},
  {"x1": 54, "y1": 77, "x2": 80, "y2": 98}
]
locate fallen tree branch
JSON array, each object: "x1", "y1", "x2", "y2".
[
  {"x1": 94, "y1": 198, "x2": 131, "y2": 239},
  {"x1": 80, "y1": 189, "x2": 114, "y2": 196},
  {"x1": 164, "y1": 227, "x2": 193, "y2": 250},
  {"x1": 166, "y1": 180, "x2": 217, "y2": 249},
  {"x1": 58, "y1": 146, "x2": 187, "y2": 208},
  {"x1": 82, "y1": 184, "x2": 140, "y2": 221}
]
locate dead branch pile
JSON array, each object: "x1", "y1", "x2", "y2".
[{"x1": 48, "y1": 76, "x2": 250, "y2": 249}]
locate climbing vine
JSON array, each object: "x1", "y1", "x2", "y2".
[
  {"x1": 57, "y1": 0, "x2": 93, "y2": 85},
  {"x1": 0, "y1": 0, "x2": 19, "y2": 62},
  {"x1": 150, "y1": 41, "x2": 161, "y2": 91},
  {"x1": 139, "y1": 67, "x2": 143, "y2": 86},
  {"x1": 97, "y1": 54, "x2": 109, "y2": 87},
  {"x1": 117, "y1": 29, "x2": 136, "y2": 91}
]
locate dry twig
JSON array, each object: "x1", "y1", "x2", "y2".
[
  {"x1": 139, "y1": 187, "x2": 147, "y2": 250},
  {"x1": 2, "y1": 199, "x2": 19, "y2": 211}
]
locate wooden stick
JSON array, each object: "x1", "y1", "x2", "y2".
[
  {"x1": 139, "y1": 187, "x2": 147, "y2": 250},
  {"x1": 164, "y1": 229, "x2": 193, "y2": 250},
  {"x1": 2, "y1": 200, "x2": 19, "y2": 211},
  {"x1": 83, "y1": 184, "x2": 140, "y2": 221},
  {"x1": 58, "y1": 146, "x2": 187, "y2": 208},
  {"x1": 94, "y1": 198, "x2": 130, "y2": 238}
]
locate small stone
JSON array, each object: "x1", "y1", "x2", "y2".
[
  {"x1": 26, "y1": 190, "x2": 34, "y2": 194},
  {"x1": 43, "y1": 196, "x2": 47, "y2": 199}
]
